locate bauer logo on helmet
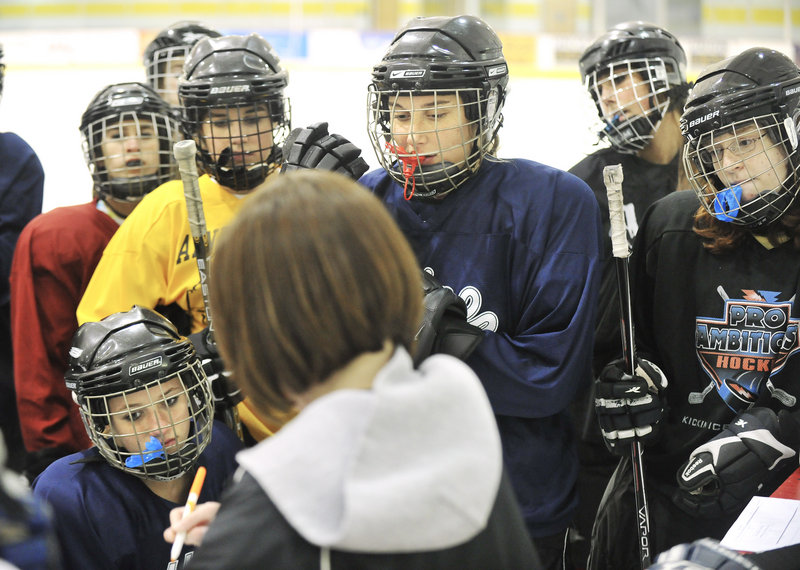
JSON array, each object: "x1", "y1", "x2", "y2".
[
  {"x1": 209, "y1": 85, "x2": 251, "y2": 95},
  {"x1": 129, "y1": 356, "x2": 163, "y2": 376},
  {"x1": 688, "y1": 110, "x2": 720, "y2": 129}
]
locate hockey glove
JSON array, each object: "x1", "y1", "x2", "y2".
[
  {"x1": 280, "y1": 122, "x2": 369, "y2": 181},
  {"x1": 188, "y1": 327, "x2": 243, "y2": 410},
  {"x1": 413, "y1": 271, "x2": 483, "y2": 367},
  {"x1": 675, "y1": 406, "x2": 800, "y2": 517},
  {"x1": 594, "y1": 357, "x2": 668, "y2": 455}
]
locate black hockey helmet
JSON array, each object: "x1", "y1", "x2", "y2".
[
  {"x1": 179, "y1": 33, "x2": 291, "y2": 192},
  {"x1": 367, "y1": 15, "x2": 507, "y2": 199},
  {"x1": 143, "y1": 21, "x2": 222, "y2": 105},
  {"x1": 66, "y1": 306, "x2": 214, "y2": 480},
  {"x1": 80, "y1": 82, "x2": 179, "y2": 204},
  {"x1": 579, "y1": 21, "x2": 688, "y2": 153},
  {"x1": 681, "y1": 47, "x2": 800, "y2": 228}
]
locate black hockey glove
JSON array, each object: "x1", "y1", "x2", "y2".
[
  {"x1": 188, "y1": 327, "x2": 243, "y2": 410},
  {"x1": 649, "y1": 538, "x2": 759, "y2": 570},
  {"x1": 280, "y1": 122, "x2": 369, "y2": 181},
  {"x1": 594, "y1": 357, "x2": 668, "y2": 455},
  {"x1": 675, "y1": 406, "x2": 800, "y2": 517},
  {"x1": 413, "y1": 271, "x2": 483, "y2": 367}
]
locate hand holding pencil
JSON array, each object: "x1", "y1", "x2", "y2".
[{"x1": 165, "y1": 467, "x2": 220, "y2": 560}]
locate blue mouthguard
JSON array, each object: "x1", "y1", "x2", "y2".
[
  {"x1": 713, "y1": 185, "x2": 743, "y2": 222},
  {"x1": 125, "y1": 436, "x2": 166, "y2": 468}
]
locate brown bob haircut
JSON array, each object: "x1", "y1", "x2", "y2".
[{"x1": 209, "y1": 169, "x2": 423, "y2": 419}]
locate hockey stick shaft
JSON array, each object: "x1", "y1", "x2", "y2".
[
  {"x1": 174, "y1": 140, "x2": 243, "y2": 441},
  {"x1": 173, "y1": 139, "x2": 214, "y2": 342},
  {"x1": 603, "y1": 164, "x2": 652, "y2": 568}
]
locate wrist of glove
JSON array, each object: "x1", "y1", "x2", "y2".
[
  {"x1": 594, "y1": 356, "x2": 668, "y2": 455},
  {"x1": 413, "y1": 271, "x2": 483, "y2": 367},
  {"x1": 650, "y1": 538, "x2": 759, "y2": 570},
  {"x1": 675, "y1": 406, "x2": 800, "y2": 517},
  {"x1": 281, "y1": 122, "x2": 369, "y2": 180},
  {"x1": 188, "y1": 328, "x2": 243, "y2": 408}
]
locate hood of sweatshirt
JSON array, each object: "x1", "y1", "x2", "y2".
[{"x1": 235, "y1": 347, "x2": 502, "y2": 553}]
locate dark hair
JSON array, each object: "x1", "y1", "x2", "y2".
[{"x1": 209, "y1": 170, "x2": 423, "y2": 420}]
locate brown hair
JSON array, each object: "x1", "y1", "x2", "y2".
[
  {"x1": 209, "y1": 170, "x2": 423, "y2": 420},
  {"x1": 693, "y1": 204, "x2": 800, "y2": 253}
]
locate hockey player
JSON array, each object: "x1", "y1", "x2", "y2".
[
  {"x1": 163, "y1": 169, "x2": 540, "y2": 568},
  {"x1": 33, "y1": 306, "x2": 241, "y2": 570},
  {"x1": 359, "y1": 15, "x2": 602, "y2": 569},
  {"x1": 143, "y1": 21, "x2": 222, "y2": 108},
  {"x1": 571, "y1": 20, "x2": 691, "y2": 375},
  {"x1": 591, "y1": 47, "x2": 800, "y2": 567},
  {"x1": 0, "y1": 42, "x2": 45, "y2": 473},
  {"x1": 567, "y1": 21, "x2": 692, "y2": 563},
  {"x1": 76, "y1": 33, "x2": 291, "y2": 442},
  {"x1": 11, "y1": 82, "x2": 180, "y2": 481}
]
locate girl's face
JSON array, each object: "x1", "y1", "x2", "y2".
[
  {"x1": 387, "y1": 92, "x2": 477, "y2": 167},
  {"x1": 106, "y1": 377, "x2": 191, "y2": 456},
  {"x1": 100, "y1": 117, "x2": 161, "y2": 179},
  {"x1": 199, "y1": 103, "x2": 275, "y2": 165},
  {"x1": 597, "y1": 70, "x2": 653, "y2": 125},
  {"x1": 703, "y1": 124, "x2": 790, "y2": 202}
]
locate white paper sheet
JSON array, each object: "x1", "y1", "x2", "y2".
[{"x1": 721, "y1": 496, "x2": 800, "y2": 553}]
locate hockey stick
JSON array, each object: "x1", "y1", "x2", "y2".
[
  {"x1": 603, "y1": 164, "x2": 651, "y2": 568},
  {"x1": 173, "y1": 139, "x2": 243, "y2": 440}
]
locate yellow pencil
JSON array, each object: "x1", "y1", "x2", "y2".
[{"x1": 170, "y1": 466, "x2": 207, "y2": 562}]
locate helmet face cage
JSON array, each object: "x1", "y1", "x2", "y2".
[
  {"x1": 586, "y1": 56, "x2": 675, "y2": 153},
  {"x1": 684, "y1": 114, "x2": 799, "y2": 228},
  {"x1": 185, "y1": 97, "x2": 291, "y2": 192},
  {"x1": 82, "y1": 108, "x2": 180, "y2": 202},
  {"x1": 367, "y1": 86, "x2": 497, "y2": 200},
  {"x1": 145, "y1": 45, "x2": 189, "y2": 105},
  {"x1": 79, "y1": 359, "x2": 213, "y2": 481}
]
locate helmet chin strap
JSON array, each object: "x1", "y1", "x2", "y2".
[{"x1": 713, "y1": 184, "x2": 743, "y2": 222}]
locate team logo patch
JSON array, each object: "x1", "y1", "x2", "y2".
[
  {"x1": 695, "y1": 288, "x2": 800, "y2": 412},
  {"x1": 129, "y1": 356, "x2": 163, "y2": 376}
]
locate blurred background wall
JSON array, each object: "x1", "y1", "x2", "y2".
[{"x1": 1, "y1": 0, "x2": 798, "y2": 210}]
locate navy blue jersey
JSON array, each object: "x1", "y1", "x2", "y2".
[
  {"x1": 0, "y1": 131, "x2": 43, "y2": 305},
  {"x1": 360, "y1": 158, "x2": 603, "y2": 537},
  {"x1": 32, "y1": 421, "x2": 241, "y2": 570}
]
